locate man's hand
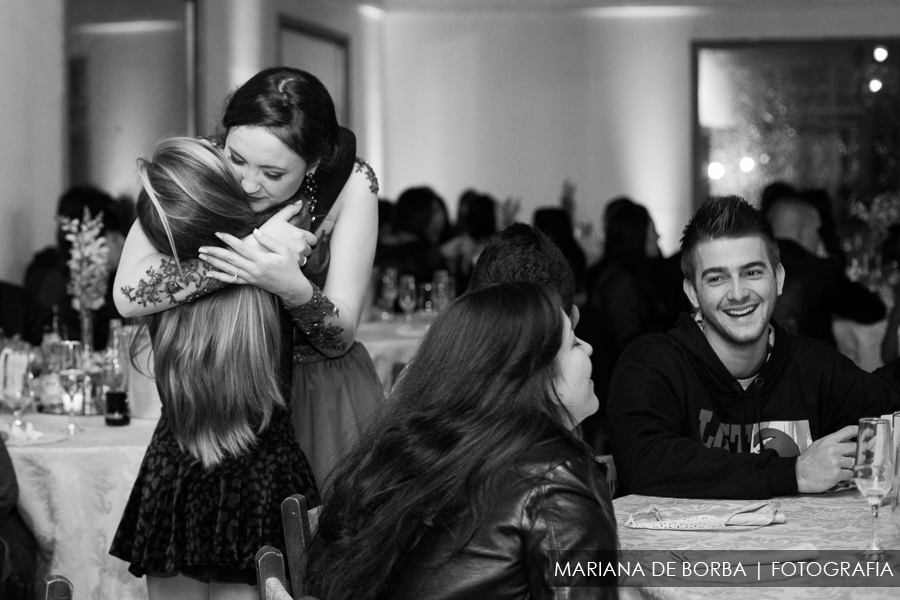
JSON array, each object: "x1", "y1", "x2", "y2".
[{"x1": 795, "y1": 425, "x2": 857, "y2": 493}]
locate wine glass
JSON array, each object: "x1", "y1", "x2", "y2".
[
  {"x1": 853, "y1": 418, "x2": 893, "y2": 556},
  {"x1": 380, "y1": 267, "x2": 399, "y2": 322},
  {"x1": 58, "y1": 340, "x2": 85, "y2": 435},
  {"x1": 398, "y1": 275, "x2": 417, "y2": 323},
  {"x1": 2, "y1": 350, "x2": 36, "y2": 428}
]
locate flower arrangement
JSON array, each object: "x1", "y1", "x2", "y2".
[{"x1": 60, "y1": 207, "x2": 109, "y2": 312}]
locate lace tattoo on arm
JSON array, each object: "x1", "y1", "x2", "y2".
[
  {"x1": 120, "y1": 257, "x2": 227, "y2": 307},
  {"x1": 285, "y1": 284, "x2": 348, "y2": 353}
]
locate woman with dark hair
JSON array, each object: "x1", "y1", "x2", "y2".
[
  {"x1": 440, "y1": 189, "x2": 496, "y2": 293},
  {"x1": 110, "y1": 138, "x2": 317, "y2": 600},
  {"x1": 114, "y1": 67, "x2": 383, "y2": 484},
  {"x1": 579, "y1": 201, "x2": 668, "y2": 451},
  {"x1": 374, "y1": 185, "x2": 449, "y2": 282},
  {"x1": 307, "y1": 281, "x2": 619, "y2": 600}
]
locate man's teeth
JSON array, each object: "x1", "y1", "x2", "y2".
[{"x1": 725, "y1": 306, "x2": 755, "y2": 317}]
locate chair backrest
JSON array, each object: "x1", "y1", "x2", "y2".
[
  {"x1": 281, "y1": 493, "x2": 312, "y2": 598},
  {"x1": 44, "y1": 574, "x2": 73, "y2": 600},
  {"x1": 256, "y1": 546, "x2": 290, "y2": 600}
]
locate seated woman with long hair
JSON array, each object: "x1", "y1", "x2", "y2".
[
  {"x1": 307, "y1": 281, "x2": 619, "y2": 600},
  {"x1": 110, "y1": 137, "x2": 318, "y2": 600}
]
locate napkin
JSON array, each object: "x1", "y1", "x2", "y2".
[
  {"x1": 625, "y1": 501, "x2": 785, "y2": 530},
  {"x1": 8, "y1": 422, "x2": 45, "y2": 442}
]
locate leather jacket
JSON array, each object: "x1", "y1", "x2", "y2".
[{"x1": 387, "y1": 442, "x2": 619, "y2": 600}]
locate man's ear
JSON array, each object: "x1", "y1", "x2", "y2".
[
  {"x1": 683, "y1": 278, "x2": 700, "y2": 309},
  {"x1": 775, "y1": 262, "x2": 785, "y2": 296}
]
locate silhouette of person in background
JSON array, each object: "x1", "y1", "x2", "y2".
[
  {"x1": 441, "y1": 190, "x2": 496, "y2": 294},
  {"x1": 533, "y1": 207, "x2": 587, "y2": 297},
  {"x1": 763, "y1": 189, "x2": 885, "y2": 344},
  {"x1": 374, "y1": 186, "x2": 449, "y2": 283}
]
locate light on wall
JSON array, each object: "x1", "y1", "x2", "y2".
[
  {"x1": 708, "y1": 162, "x2": 725, "y2": 180},
  {"x1": 740, "y1": 157, "x2": 756, "y2": 173},
  {"x1": 870, "y1": 79, "x2": 884, "y2": 93},
  {"x1": 874, "y1": 45, "x2": 889, "y2": 62}
]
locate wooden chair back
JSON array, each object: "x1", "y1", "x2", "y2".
[
  {"x1": 43, "y1": 574, "x2": 73, "y2": 600},
  {"x1": 258, "y1": 494, "x2": 317, "y2": 599}
]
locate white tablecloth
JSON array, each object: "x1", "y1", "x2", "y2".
[
  {"x1": 356, "y1": 318, "x2": 429, "y2": 395},
  {"x1": 7, "y1": 413, "x2": 155, "y2": 600},
  {"x1": 614, "y1": 491, "x2": 900, "y2": 599}
]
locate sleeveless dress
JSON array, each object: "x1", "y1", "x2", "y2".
[
  {"x1": 109, "y1": 402, "x2": 318, "y2": 584},
  {"x1": 290, "y1": 148, "x2": 385, "y2": 485}
]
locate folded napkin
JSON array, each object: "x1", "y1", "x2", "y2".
[
  {"x1": 8, "y1": 422, "x2": 45, "y2": 443},
  {"x1": 625, "y1": 501, "x2": 785, "y2": 530}
]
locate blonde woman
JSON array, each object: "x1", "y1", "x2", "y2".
[{"x1": 110, "y1": 137, "x2": 317, "y2": 600}]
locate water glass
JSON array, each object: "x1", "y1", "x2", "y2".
[
  {"x1": 398, "y1": 275, "x2": 417, "y2": 323},
  {"x1": 379, "y1": 267, "x2": 399, "y2": 322},
  {"x1": 58, "y1": 340, "x2": 86, "y2": 435},
  {"x1": 432, "y1": 269, "x2": 452, "y2": 312}
]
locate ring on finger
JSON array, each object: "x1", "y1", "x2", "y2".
[
  {"x1": 299, "y1": 256, "x2": 308, "y2": 267},
  {"x1": 232, "y1": 269, "x2": 239, "y2": 283}
]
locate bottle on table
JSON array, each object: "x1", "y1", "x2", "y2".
[
  {"x1": 102, "y1": 319, "x2": 130, "y2": 426},
  {"x1": 38, "y1": 305, "x2": 65, "y2": 413}
]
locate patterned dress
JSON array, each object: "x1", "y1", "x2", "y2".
[{"x1": 109, "y1": 403, "x2": 318, "y2": 584}]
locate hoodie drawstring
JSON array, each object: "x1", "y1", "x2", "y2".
[{"x1": 754, "y1": 377, "x2": 765, "y2": 451}]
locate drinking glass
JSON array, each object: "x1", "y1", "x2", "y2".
[
  {"x1": 398, "y1": 275, "x2": 417, "y2": 323},
  {"x1": 2, "y1": 351, "x2": 36, "y2": 428},
  {"x1": 432, "y1": 269, "x2": 451, "y2": 312},
  {"x1": 58, "y1": 340, "x2": 85, "y2": 435},
  {"x1": 380, "y1": 267, "x2": 399, "y2": 322},
  {"x1": 853, "y1": 418, "x2": 893, "y2": 554}
]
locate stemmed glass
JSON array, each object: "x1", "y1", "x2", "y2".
[
  {"x1": 853, "y1": 418, "x2": 893, "y2": 556},
  {"x1": 2, "y1": 351, "x2": 36, "y2": 428},
  {"x1": 58, "y1": 340, "x2": 85, "y2": 435},
  {"x1": 398, "y1": 275, "x2": 417, "y2": 323},
  {"x1": 380, "y1": 267, "x2": 399, "y2": 322}
]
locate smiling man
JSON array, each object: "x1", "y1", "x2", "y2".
[{"x1": 607, "y1": 196, "x2": 900, "y2": 499}]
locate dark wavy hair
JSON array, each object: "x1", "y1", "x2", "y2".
[
  {"x1": 306, "y1": 281, "x2": 591, "y2": 599},
  {"x1": 222, "y1": 66, "x2": 342, "y2": 170},
  {"x1": 681, "y1": 195, "x2": 780, "y2": 283},
  {"x1": 601, "y1": 201, "x2": 654, "y2": 272}
]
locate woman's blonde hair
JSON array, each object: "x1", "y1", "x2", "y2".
[{"x1": 137, "y1": 137, "x2": 285, "y2": 468}]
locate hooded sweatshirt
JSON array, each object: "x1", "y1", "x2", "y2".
[{"x1": 607, "y1": 312, "x2": 900, "y2": 499}]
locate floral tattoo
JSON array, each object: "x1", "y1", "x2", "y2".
[
  {"x1": 285, "y1": 284, "x2": 348, "y2": 353},
  {"x1": 120, "y1": 257, "x2": 226, "y2": 307},
  {"x1": 355, "y1": 158, "x2": 379, "y2": 195}
]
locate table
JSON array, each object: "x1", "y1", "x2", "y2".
[
  {"x1": 6, "y1": 413, "x2": 155, "y2": 600},
  {"x1": 356, "y1": 317, "x2": 429, "y2": 395},
  {"x1": 613, "y1": 491, "x2": 900, "y2": 599}
]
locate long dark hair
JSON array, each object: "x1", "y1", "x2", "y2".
[
  {"x1": 601, "y1": 201, "x2": 653, "y2": 273},
  {"x1": 222, "y1": 66, "x2": 342, "y2": 170},
  {"x1": 306, "y1": 281, "x2": 592, "y2": 599},
  {"x1": 136, "y1": 137, "x2": 285, "y2": 468}
]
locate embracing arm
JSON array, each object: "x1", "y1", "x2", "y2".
[
  {"x1": 200, "y1": 165, "x2": 377, "y2": 358},
  {"x1": 113, "y1": 221, "x2": 225, "y2": 317},
  {"x1": 606, "y1": 342, "x2": 798, "y2": 499},
  {"x1": 292, "y1": 165, "x2": 378, "y2": 356}
]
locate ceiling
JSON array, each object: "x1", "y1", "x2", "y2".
[{"x1": 382, "y1": 0, "x2": 900, "y2": 11}]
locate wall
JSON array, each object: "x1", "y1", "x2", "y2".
[
  {"x1": 0, "y1": 0, "x2": 65, "y2": 285},
  {"x1": 197, "y1": 0, "x2": 385, "y2": 178},
  {"x1": 382, "y1": 4, "x2": 900, "y2": 255}
]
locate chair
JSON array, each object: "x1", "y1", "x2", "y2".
[
  {"x1": 43, "y1": 574, "x2": 73, "y2": 600},
  {"x1": 257, "y1": 494, "x2": 316, "y2": 600}
]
